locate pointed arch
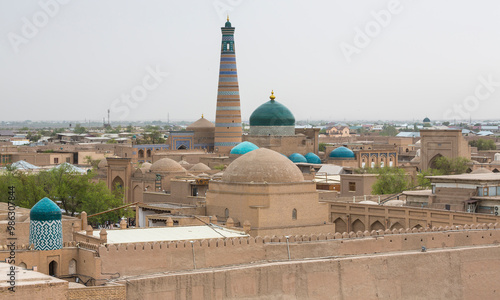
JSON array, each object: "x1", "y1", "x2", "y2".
[
  {"x1": 146, "y1": 149, "x2": 152, "y2": 158},
  {"x1": 333, "y1": 217, "x2": 347, "y2": 233},
  {"x1": 412, "y1": 224, "x2": 423, "y2": 230},
  {"x1": 493, "y1": 168, "x2": 499, "y2": 173},
  {"x1": 390, "y1": 222, "x2": 404, "y2": 230},
  {"x1": 112, "y1": 176, "x2": 124, "y2": 192},
  {"x1": 68, "y1": 259, "x2": 77, "y2": 275},
  {"x1": 370, "y1": 220, "x2": 385, "y2": 231},
  {"x1": 138, "y1": 149, "x2": 144, "y2": 158},
  {"x1": 429, "y1": 154, "x2": 443, "y2": 169},
  {"x1": 352, "y1": 219, "x2": 365, "y2": 232},
  {"x1": 49, "y1": 260, "x2": 58, "y2": 276},
  {"x1": 178, "y1": 144, "x2": 187, "y2": 150}
]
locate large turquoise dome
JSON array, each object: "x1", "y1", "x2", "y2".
[
  {"x1": 305, "y1": 152, "x2": 322, "y2": 164},
  {"x1": 289, "y1": 153, "x2": 307, "y2": 163},
  {"x1": 230, "y1": 141, "x2": 259, "y2": 155},
  {"x1": 329, "y1": 146, "x2": 355, "y2": 158},
  {"x1": 30, "y1": 197, "x2": 62, "y2": 221},
  {"x1": 249, "y1": 92, "x2": 295, "y2": 127}
]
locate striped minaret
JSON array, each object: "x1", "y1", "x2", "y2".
[{"x1": 214, "y1": 17, "x2": 242, "y2": 154}]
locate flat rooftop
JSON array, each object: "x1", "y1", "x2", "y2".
[
  {"x1": 93, "y1": 225, "x2": 248, "y2": 244},
  {"x1": 0, "y1": 263, "x2": 67, "y2": 289},
  {"x1": 428, "y1": 173, "x2": 500, "y2": 182}
]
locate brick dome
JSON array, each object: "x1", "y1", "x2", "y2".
[{"x1": 222, "y1": 148, "x2": 304, "y2": 183}]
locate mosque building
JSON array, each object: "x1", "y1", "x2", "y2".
[{"x1": 243, "y1": 91, "x2": 320, "y2": 156}]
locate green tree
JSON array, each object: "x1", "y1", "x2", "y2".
[
  {"x1": 469, "y1": 139, "x2": 496, "y2": 151},
  {"x1": 0, "y1": 165, "x2": 128, "y2": 224},
  {"x1": 442, "y1": 121, "x2": 450, "y2": 126},
  {"x1": 74, "y1": 124, "x2": 86, "y2": 134},
  {"x1": 318, "y1": 143, "x2": 327, "y2": 152},
  {"x1": 433, "y1": 156, "x2": 470, "y2": 175},
  {"x1": 126, "y1": 124, "x2": 134, "y2": 132},
  {"x1": 370, "y1": 167, "x2": 412, "y2": 195},
  {"x1": 380, "y1": 125, "x2": 398, "y2": 137}
]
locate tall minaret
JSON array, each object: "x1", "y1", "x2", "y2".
[{"x1": 214, "y1": 16, "x2": 242, "y2": 154}]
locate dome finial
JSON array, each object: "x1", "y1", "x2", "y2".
[
  {"x1": 227, "y1": 15, "x2": 229, "y2": 22},
  {"x1": 202, "y1": 113, "x2": 204, "y2": 118},
  {"x1": 270, "y1": 90, "x2": 276, "y2": 101}
]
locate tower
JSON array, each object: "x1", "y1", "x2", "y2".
[{"x1": 214, "y1": 17, "x2": 242, "y2": 154}]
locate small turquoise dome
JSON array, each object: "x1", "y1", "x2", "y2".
[
  {"x1": 30, "y1": 197, "x2": 62, "y2": 221},
  {"x1": 250, "y1": 93, "x2": 295, "y2": 127},
  {"x1": 423, "y1": 117, "x2": 431, "y2": 123},
  {"x1": 305, "y1": 152, "x2": 321, "y2": 164},
  {"x1": 329, "y1": 146, "x2": 355, "y2": 159},
  {"x1": 230, "y1": 141, "x2": 259, "y2": 155},
  {"x1": 289, "y1": 153, "x2": 307, "y2": 163}
]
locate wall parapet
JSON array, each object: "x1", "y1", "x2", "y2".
[{"x1": 97, "y1": 222, "x2": 500, "y2": 278}]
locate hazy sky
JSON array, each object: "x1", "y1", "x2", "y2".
[{"x1": 1, "y1": 0, "x2": 500, "y2": 123}]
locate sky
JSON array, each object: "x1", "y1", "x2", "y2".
[{"x1": 1, "y1": 0, "x2": 500, "y2": 123}]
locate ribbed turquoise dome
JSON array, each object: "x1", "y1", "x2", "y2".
[
  {"x1": 30, "y1": 197, "x2": 62, "y2": 221},
  {"x1": 250, "y1": 99, "x2": 295, "y2": 127},
  {"x1": 230, "y1": 141, "x2": 259, "y2": 155},
  {"x1": 289, "y1": 153, "x2": 307, "y2": 163},
  {"x1": 305, "y1": 152, "x2": 321, "y2": 164},
  {"x1": 329, "y1": 146, "x2": 355, "y2": 158}
]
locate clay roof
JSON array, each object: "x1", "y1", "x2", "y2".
[
  {"x1": 150, "y1": 158, "x2": 186, "y2": 173},
  {"x1": 222, "y1": 148, "x2": 304, "y2": 183},
  {"x1": 471, "y1": 168, "x2": 493, "y2": 174},
  {"x1": 189, "y1": 162, "x2": 211, "y2": 172},
  {"x1": 98, "y1": 158, "x2": 109, "y2": 169},
  {"x1": 186, "y1": 117, "x2": 215, "y2": 130}
]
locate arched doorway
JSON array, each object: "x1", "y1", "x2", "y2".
[
  {"x1": 177, "y1": 144, "x2": 187, "y2": 150},
  {"x1": 49, "y1": 260, "x2": 58, "y2": 276},
  {"x1": 112, "y1": 176, "x2": 124, "y2": 191},
  {"x1": 429, "y1": 154, "x2": 443, "y2": 169},
  {"x1": 138, "y1": 149, "x2": 144, "y2": 158},
  {"x1": 146, "y1": 149, "x2": 152, "y2": 158}
]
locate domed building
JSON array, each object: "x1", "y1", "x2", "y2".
[
  {"x1": 243, "y1": 91, "x2": 321, "y2": 157},
  {"x1": 230, "y1": 141, "x2": 259, "y2": 155},
  {"x1": 288, "y1": 153, "x2": 307, "y2": 163},
  {"x1": 130, "y1": 157, "x2": 187, "y2": 202},
  {"x1": 186, "y1": 115, "x2": 215, "y2": 151},
  {"x1": 29, "y1": 197, "x2": 63, "y2": 251},
  {"x1": 249, "y1": 91, "x2": 295, "y2": 136},
  {"x1": 207, "y1": 148, "x2": 332, "y2": 236},
  {"x1": 167, "y1": 115, "x2": 215, "y2": 151},
  {"x1": 329, "y1": 146, "x2": 355, "y2": 159},
  {"x1": 304, "y1": 152, "x2": 322, "y2": 164}
]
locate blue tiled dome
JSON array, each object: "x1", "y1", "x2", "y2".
[
  {"x1": 30, "y1": 197, "x2": 62, "y2": 221},
  {"x1": 305, "y1": 152, "x2": 321, "y2": 164},
  {"x1": 230, "y1": 141, "x2": 259, "y2": 155},
  {"x1": 288, "y1": 153, "x2": 307, "y2": 163},
  {"x1": 329, "y1": 146, "x2": 355, "y2": 158},
  {"x1": 29, "y1": 197, "x2": 63, "y2": 251}
]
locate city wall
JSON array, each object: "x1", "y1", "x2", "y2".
[
  {"x1": 98, "y1": 224, "x2": 500, "y2": 278},
  {"x1": 123, "y1": 244, "x2": 500, "y2": 300}
]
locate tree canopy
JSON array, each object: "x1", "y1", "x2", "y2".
[
  {"x1": 0, "y1": 165, "x2": 131, "y2": 224},
  {"x1": 469, "y1": 139, "x2": 497, "y2": 151},
  {"x1": 366, "y1": 167, "x2": 412, "y2": 195}
]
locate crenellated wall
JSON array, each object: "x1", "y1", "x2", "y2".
[{"x1": 97, "y1": 223, "x2": 500, "y2": 278}]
